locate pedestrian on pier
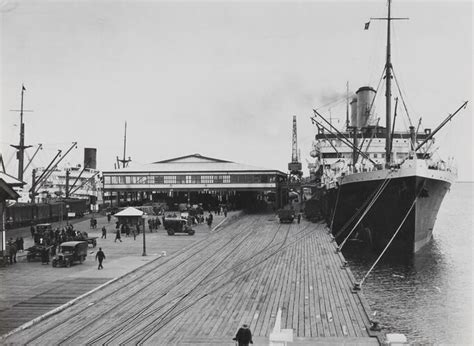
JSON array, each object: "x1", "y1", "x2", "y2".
[
  {"x1": 297, "y1": 213, "x2": 301, "y2": 224},
  {"x1": 115, "y1": 228, "x2": 122, "y2": 242},
  {"x1": 206, "y1": 214, "x2": 213, "y2": 228},
  {"x1": 6, "y1": 239, "x2": 17, "y2": 264},
  {"x1": 132, "y1": 228, "x2": 137, "y2": 240},
  {"x1": 101, "y1": 226, "x2": 107, "y2": 239},
  {"x1": 107, "y1": 213, "x2": 111, "y2": 223},
  {"x1": 41, "y1": 247, "x2": 49, "y2": 264},
  {"x1": 233, "y1": 324, "x2": 253, "y2": 346},
  {"x1": 96, "y1": 247, "x2": 105, "y2": 270}
]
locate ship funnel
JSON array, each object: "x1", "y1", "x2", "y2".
[
  {"x1": 350, "y1": 97, "x2": 358, "y2": 128},
  {"x1": 84, "y1": 148, "x2": 97, "y2": 169},
  {"x1": 356, "y1": 86, "x2": 376, "y2": 128}
]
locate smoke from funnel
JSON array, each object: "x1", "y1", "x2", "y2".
[{"x1": 84, "y1": 148, "x2": 97, "y2": 169}]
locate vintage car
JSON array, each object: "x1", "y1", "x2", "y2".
[
  {"x1": 52, "y1": 241, "x2": 88, "y2": 267},
  {"x1": 277, "y1": 209, "x2": 295, "y2": 223},
  {"x1": 163, "y1": 215, "x2": 195, "y2": 236},
  {"x1": 26, "y1": 244, "x2": 51, "y2": 262}
]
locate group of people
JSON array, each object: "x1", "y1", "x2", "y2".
[
  {"x1": 114, "y1": 222, "x2": 143, "y2": 241},
  {"x1": 147, "y1": 218, "x2": 161, "y2": 232},
  {"x1": 31, "y1": 223, "x2": 85, "y2": 248},
  {"x1": 213, "y1": 205, "x2": 228, "y2": 217}
]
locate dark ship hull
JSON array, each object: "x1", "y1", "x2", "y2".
[{"x1": 318, "y1": 163, "x2": 453, "y2": 254}]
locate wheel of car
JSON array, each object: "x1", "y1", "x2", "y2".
[
  {"x1": 79, "y1": 256, "x2": 83, "y2": 263},
  {"x1": 66, "y1": 261, "x2": 71, "y2": 267},
  {"x1": 52, "y1": 261, "x2": 57, "y2": 267},
  {"x1": 167, "y1": 230, "x2": 174, "y2": 235},
  {"x1": 188, "y1": 230, "x2": 195, "y2": 236},
  {"x1": 27, "y1": 256, "x2": 31, "y2": 262}
]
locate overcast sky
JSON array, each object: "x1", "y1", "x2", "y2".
[{"x1": 1, "y1": 0, "x2": 472, "y2": 182}]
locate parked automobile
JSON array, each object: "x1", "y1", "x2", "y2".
[
  {"x1": 52, "y1": 241, "x2": 88, "y2": 267},
  {"x1": 163, "y1": 216, "x2": 195, "y2": 236},
  {"x1": 278, "y1": 209, "x2": 295, "y2": 223},
  {"x1": 26, "y1": 244, "x2": 51, "y2": 262}
]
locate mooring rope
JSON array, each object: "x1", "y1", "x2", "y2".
[
  {"x1": 355, "y1": 193, "x2": 420, "y2": 289},
  {"x1": 337, "y1": 176, "x2": 391, "y2": 251}
]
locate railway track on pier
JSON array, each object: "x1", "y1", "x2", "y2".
[{"x1": 3, "y1": 214, "x2": 380, "y2": 345}]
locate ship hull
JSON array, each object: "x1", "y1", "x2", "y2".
[{"x1": 321, "y1": 161, "x2": 454, "y2": 254}]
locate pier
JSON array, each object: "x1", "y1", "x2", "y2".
[{"x1": 1, "y1": 213, "x2": 380, "y2": 345}]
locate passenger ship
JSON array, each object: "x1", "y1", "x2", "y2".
[{"x1": 308, "y1": 0, "x2": 467, "y2": 254}]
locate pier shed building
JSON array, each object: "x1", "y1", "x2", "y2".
[{"x1": 102, "y1": 154, "x2": 288, "y2": 210}]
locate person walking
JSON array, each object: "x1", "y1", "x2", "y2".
[
  {"x1": 132, "y1": 227, "x2": 137, "y2": 240},
  {"x1": 96, "y1": 247, "x2": 106, "y2": 270},
  {"x1": 41, "y1": 246, "x2": 49, "y2": 264},
  {"x1": 6, "y1": 239, "x2": 17, "y2": 264},
  {"x1": 114, "y1": 228, "x2": 122, "y2": 242},
  {"x1": 233, "y1": 324, "x2": 253, "y2": 346},
  {"x1": 101, "y1": 226, "x2": 107, "y2": 239},
  {"x1": 297, "y1": 212, "x2": 301, "y2": 224},
  {"x1": 207, "y1": 214, "x2": 213, "y2": 228},
  {"x1": 107, "y1": 213, "x2": 111, "y2": 223}
]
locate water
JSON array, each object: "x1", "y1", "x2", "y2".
[{"x1": 344, "y1": 182, "x2": 473, "y2": 344}]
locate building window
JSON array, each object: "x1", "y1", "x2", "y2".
[
  {"x1": 223, "y1": 175, "x2": 230, "y2": 183},
  {"x1": 147, "y1": 176, "x2": 154, "y2": 184},
  {"x1": 136, "y1": 176, "x2": 147, "y2": 184},
  {"x1": 164, "y1": 175, "x2": 176, "y2": 184},
  {"x1": 154, "y1": 176, "x2": 164, "y2": 184},
  {"x1": 176, "y1": 175, "x2": 186, "y2": 184},
  {"x1": 191, "y1": 175, "x2": 201, "y2": 184},
  {"x1": 119, "y1": 176, "x2": 126, "y2": 184},
  {"x1": 201, "y1": 175, "x2": 213, "y2": 184}
]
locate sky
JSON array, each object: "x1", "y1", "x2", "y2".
[{"x1": 1, "y1": 0, "x2": 472, "y2": 182}]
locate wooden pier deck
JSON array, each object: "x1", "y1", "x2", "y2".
[{"x1": 2, "y1": 214, "x2": 380, "y2": 345}]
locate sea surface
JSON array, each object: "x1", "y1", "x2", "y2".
[{"x1": 344, "y1": 182, "x2": 473, "y2": 345}]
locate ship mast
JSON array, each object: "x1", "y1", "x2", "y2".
[
  {"x1": 385, "y1": 0, "x2": 392, "y2": 166},
  {"x1": 10, "y1": 85, "x2": 33, "y2": 182},
  {"x1": 369, "y1": 0, "x2": 407, "y2": 166}
]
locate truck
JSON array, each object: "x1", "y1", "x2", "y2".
[{"x1": 278, "y1": 209, "x2": 295, "y2": 223}]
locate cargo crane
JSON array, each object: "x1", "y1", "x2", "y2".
[
  {"x1": 288, "y1": 116, "x2": 303, "y2": 178},
  {"x1": 116, "y1": 121, "x2": 131, "y2": 168}
]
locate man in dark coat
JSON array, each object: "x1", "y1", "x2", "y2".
[
  {"x1": 95, "y1": 247, "x2": 106, "y2": 270},
  {"x1": 101, "y1": 226, "x2": 107, "y2": 239},
  {"x1": 233, "y1": 324, "x2": 253, "y2": 346},
  {"x1": 115, "y1": 228, "x2": 122, "y2": 242}
]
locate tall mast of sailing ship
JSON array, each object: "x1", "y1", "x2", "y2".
[{"x1": 385, "y1": 0, "x2": 392, "y2": 167}]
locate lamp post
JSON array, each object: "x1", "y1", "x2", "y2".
[{"x1": 142, "y1": 214, "x2": 146, "y2": 256}]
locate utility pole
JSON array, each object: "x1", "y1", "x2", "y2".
[{"x1": 10, "y1": 85, "x2": 33, "y2": 182}]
